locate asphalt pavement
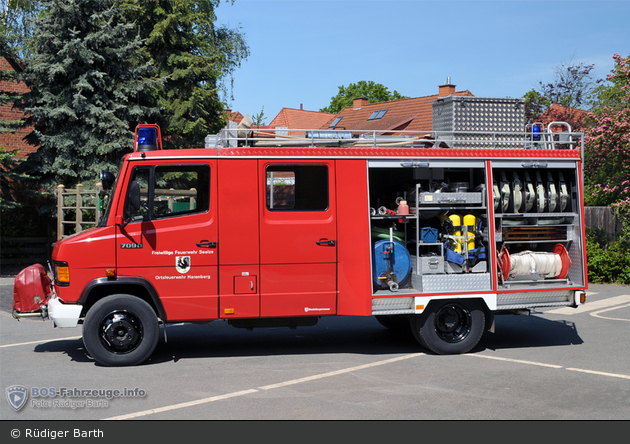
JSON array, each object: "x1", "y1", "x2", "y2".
[{"x1": 3, "y1": 268, "x2": 630, "y2": 421}]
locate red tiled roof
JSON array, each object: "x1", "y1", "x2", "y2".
[
  {"x1": 227, "y1": 110, "x2": 245, "y2": 125},
  {"x1": 538, "y1": 104, "x2": 588, "y2": 131},
  {"x1": 269, "y1": 107, "x2": 336, "y2": 134},
  {"x1": 320, "y1": 90, "x2": 474, "y2": 133}
]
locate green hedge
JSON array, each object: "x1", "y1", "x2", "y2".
[{"x1": 585, "y1": 227, "x2": 630, "y2": 284}]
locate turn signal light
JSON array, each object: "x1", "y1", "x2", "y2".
[
  {"x1": 224, "y1": 308, "x2": 235, "y2": 315},
  {"x1": 57, "y1": 266, "x2": 70, "y2": 283},
  {"x1": 105, "y1": 269, "x2": 116, "y2": 278}
]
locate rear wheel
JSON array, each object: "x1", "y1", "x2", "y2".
[
  {"x1": 83, "y1": 294, "x2": 159, "y2": 366},
  {"x1": 411, "y1": 300, "x2": 485, "y2": 354}
]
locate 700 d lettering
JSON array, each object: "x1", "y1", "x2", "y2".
[{"x1": 120, "y1": 243, "x2": 143, "y2": 249}]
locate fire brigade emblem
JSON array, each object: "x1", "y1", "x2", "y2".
[
  {"x1": 6, "y1": 385, "x2": 28, "y2": 411},
  {"x1": 176, "y1": 256, "x2": 191, "y2": 274}
]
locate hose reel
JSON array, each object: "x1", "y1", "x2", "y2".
[{"x1": 497, "y1": 244, "x2": 571, "y2": 281}]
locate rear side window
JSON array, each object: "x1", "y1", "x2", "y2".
[
  {"x1": 266, "y1": 165, "x2": 328, "y2": 211},
  {"x1": 126, "y1": 164, "x2": 210, "y2": 222}
]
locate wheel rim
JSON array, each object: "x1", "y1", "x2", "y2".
[
  {"x1": 98, "y1": 310, "x2": 143, "y2": 354},
  {"x1": 433, "y1": 304, "x2": 472, "y2": 343}
]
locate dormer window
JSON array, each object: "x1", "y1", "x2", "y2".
[{"x1": 368, "y1": 109, "x2": 388, "y2": 120}]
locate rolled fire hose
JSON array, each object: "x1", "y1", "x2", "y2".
[
  {"x1": 498, "y1": 244, "x2": 571, "y2": 280},
  {"x1": 536, "y1": 171, "x2": 546, "y2": 212},
  {"x1": 500, "y1": 172, "x2": 510, "y2": 213},
  {"x1": 512, "y1": 172, "x2": 522, "y2": 213},
  {"x1": 510, "y1": 251, "x2": 561, "y2": 278},
  {"x1": 524, "y1": 172, "x2": 535, "y2": 212},
  {"x1": 547, "y1": 171, "x2": 558, "y2": 213},
  {"x1": 559, "y1": 172, "x2": 569, "y2": 211},
  {"x1": 493, "y1": 181, "x2": 500, "y2": 211}
]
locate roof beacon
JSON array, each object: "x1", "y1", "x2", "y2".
[{"x1": 135, "y1": 124, "x2": 162, "y2": 152}]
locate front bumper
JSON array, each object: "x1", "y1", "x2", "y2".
[{"x1": 47, "y1": 297, "x2": 82, "y2": 328}]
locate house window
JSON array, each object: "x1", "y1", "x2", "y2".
[{"x1": 367, "y1": 109, "x2": 388, "y2": 120}]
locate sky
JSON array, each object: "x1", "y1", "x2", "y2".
[{"x1": 215, "y1": 0, "x2": 630, "y2": 124}]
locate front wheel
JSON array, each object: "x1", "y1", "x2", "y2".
[
  {"x1": 411, "y1": 300, "x2": 485, "y2": 355},
  {"x1": 83, "y1": 294, "x2": 159, "y2": 366}
]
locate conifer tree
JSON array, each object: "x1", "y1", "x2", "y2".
[
  {"x1": 121, "y1": 0, "x2": 249, "y2": 148},
  {"x1": 18, "y1": 0, "x2": 161, "y2": 190}
]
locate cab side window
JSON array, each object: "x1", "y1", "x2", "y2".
[
  {"x1": 127, "y1": 167, "x2": 150, "y2": 222},
  {"x1": 153, "y1": 166, "x2": 210, "y2": 218},
  {"x1": 125, "y1": 165, "x2": 210, "y2": 223}
]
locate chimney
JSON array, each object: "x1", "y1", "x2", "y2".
[
  {"x1": 300, "y1": 103, "x2": 303, "y2": 110},
  {"x1": 353, "y1": 97, "x2": 368, "y2": 109},
  {"x1": 438, "y1": 77, "x2": 456, "y2": 97}
]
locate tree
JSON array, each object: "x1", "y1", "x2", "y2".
[
  {"x1": 16, "y1": 0, "x2": 161, "y2": 192},
  {"x1": 589, "y1": 55, "x2": 629, "y2": 116},
  {"x1": 120, "y1": 0, "x2": 249, "y2": 149},
  {"x1": 320, "y1": 80, "x2": 408, "y2": 114},
  {"x1": 1, "y1": 0, "x2": 37, "y2": 143},
  {"x1": 524, "y1": 57, "x2": 601, "y2": 128},
  {"x1": 251, "y1": 106, "x2": 266, "y2": 127},
  {"x1": 584, "y1": 54, "x2": 630, "y2": 207},
  {"x1": 0, "y1": 0, "x2": 39, "y2": 59},
  {"x1": 1, "y1": 15, "x2": 37, "y2": 220},
  {"x1": 0, "y1": 39, "x2": 23, "y2": 140},
  {"x1": 523, "y1": 89, "x2": 550, "y2": 123},
  {"x1": 540, "y1": 58, "x2": 600, "y2": 108}
]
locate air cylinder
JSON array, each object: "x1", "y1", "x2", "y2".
[
  {"x1": 463, "y1": 214, "x2": 476, "y2": 252},
  {"x1": 449, "y1": 214, "x2": 462, "y2": 252}
]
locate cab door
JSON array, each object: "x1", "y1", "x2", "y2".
[
  {"x1": 259, "y1": 160, "x2": 337, "y2": 317},
  {"x1": 116, "y1": 160, "x2": 218, "y2": 321}
]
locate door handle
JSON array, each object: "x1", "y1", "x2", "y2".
[
  {"x1": 316, "y1": 239, "x2": 336, "y2": 246},
  {"x1": 196, "y1": 241, "x2": 217, "y2": 248}
]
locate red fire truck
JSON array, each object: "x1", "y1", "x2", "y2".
[{"x1": 13, "y1": 97, "x2": 588, "y2": 366}]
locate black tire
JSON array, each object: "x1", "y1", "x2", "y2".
[
  {"x1": 83, "y1": 294, "x2": 159, "y2": 366},
  {"x1": 411, "y1": 300, "x2": 485, "y2": 355}
]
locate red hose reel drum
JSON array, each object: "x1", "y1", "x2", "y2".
[{"x1": 553, "y1": 243, "x2": 572, "y2": 280}]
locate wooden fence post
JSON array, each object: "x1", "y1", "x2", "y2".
[
  {"x1": 76, "y1": 183, "x2": 83, "y2": 235},
  {"x1": 96, "y1": 182, "x2": 102, "y2": 223},
  {"x1": 57, "y1": 185, "x2": 64, "y2": 240}
]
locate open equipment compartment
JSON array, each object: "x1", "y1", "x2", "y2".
[
  {"x1": 368, "y1": 159, "x2": 493, "y2": 296},
  {"x1": 491, "y1": 160, "x2": 586, "y2": 291}
]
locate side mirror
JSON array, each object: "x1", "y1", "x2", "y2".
[{"x1": 100, "y1": 170, "x2": 116, "y2": 190}]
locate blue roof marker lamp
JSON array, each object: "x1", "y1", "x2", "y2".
[{"x1": 134, "y1": 124, "x2": 162, "y2": 152}]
